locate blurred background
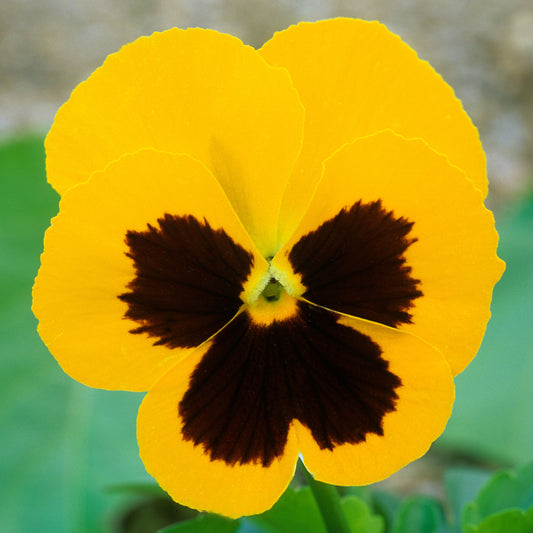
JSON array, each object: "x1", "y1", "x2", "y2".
[{"x1": 1, "y1": 1, "x2": 532, "y2": 532}]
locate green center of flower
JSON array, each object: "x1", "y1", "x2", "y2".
[
  {"x1": 246, "y1": 269, "x2": 298, "y2": 326},
  {"x1": 260, "y1": 277, "x2": 283, "y2": 302}
]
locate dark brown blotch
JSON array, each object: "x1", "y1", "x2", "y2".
[
  {"x1": 179, "y1": 302, "x2": 401, "y2": 467},
  {"x1": 289, "y1": 200, "x2": 422, "y2": 326},
  {"x1": 119, "y1": 214, "x2": 253, "y2": 349}
]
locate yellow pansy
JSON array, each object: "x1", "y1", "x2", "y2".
[{"x1": 33, "y1": 18, "x2": 504, "y2": 518}]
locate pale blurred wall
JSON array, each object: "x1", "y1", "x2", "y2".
[{"x1": 1, "y1": 0, "x2": 532, "y2": 204}]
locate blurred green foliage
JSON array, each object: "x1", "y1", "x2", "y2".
[
  {"x1": 462, "y1": 462, "x2": 533, "y2": 531},
  {"x1": 440, "y1": 187, "x2": 533, "y2": 463},
  {"x1": 238, "y1": 463, "x2": 533, "y2": 533},
  {"x1": 0, "y1": 136, "x2": 149, "y2": 532},
  {"x1": 1, "y1": 135, "x2": 532, "y2": 532},
  {"x1": 159, "y1": 513, "x2": 238, "y2": 533},
  {"x1": 235, "y1": 463, "x2": 533, "y2": 533}
]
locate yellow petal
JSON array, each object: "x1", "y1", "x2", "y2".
[
  {"x1": 297, "y1": 314, "x2": 454, "y2": 486},
  {"x1": 273, "y1": 131, "x2": 504, "y2": 375},
  {"x1": 137, "y1": 343, "x2": 299, "y2": 518},
  {"x1": 46, "y1": 28, "x2": 304, "y2": 257},
  {"x1": 33, "y1": 149, "x2": 268, "y2": 391},
  {"x1": 260, "y1": 18, "x2": 486, "y2": 244}
]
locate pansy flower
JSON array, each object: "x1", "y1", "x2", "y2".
[{"x1": 33, "y1": 18, "x2": 504, "y2": 517}]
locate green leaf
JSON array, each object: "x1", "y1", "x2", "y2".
[
  {"x1": 342, "y1": 486, "x2": 374, "y2": 508},
  {"x1": 302, "y1": 467, "x2": 352, "y2": 533},
  {"x1": 158, "y1": 513, "x2": 238, "y2": 533},
  {"x1": 106, "y1": 481, "x2": 169, "y2": 498},
  {"x1": 392, "y1": 496, "x2": 448, "y2": 533},
  {"x1": 465, "y1": 507, "x2": 533, "y2": 533},
  {"x1": 462, "y1": 462, "x2": 533, "y2": 529},
  {"x1": 0, "y1": 135, "x2": 58, "y2": 302},
  {"x1": 342, "y1": 495, "x2": 385, "y2": 533},
  {"x1": 440, "y1": 192, "x2": 533, "y2": 464},
  {"x1": 444, "y1": 467, "x2": 493, "y2": 532},
  {"x1": 372, "y1": 490, "x2": 403, "y2": 533},
  {"x1": 245, "y1": 487, "x2": 328, "y2": 533},
  {"x1": 0, "y1": 135, "x2": 150, "y2": 532}
]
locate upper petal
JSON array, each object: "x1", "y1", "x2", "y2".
[
  {"x1": 46, "y1": 28, "x2": 304, "y2": 256},
  {"x1": 33, "y1": 149, "x2": 268, "y2": 391},
  {"x1": 272, "y1": 131, "x2": 504, "y2": 376},
  {"x1": 260, "y1": 18, "x2": 487, "y2": 244}
]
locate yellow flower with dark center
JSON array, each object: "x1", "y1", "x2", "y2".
[{"x1": 32, "y1": 18, "x2": 504, "y2": 518}]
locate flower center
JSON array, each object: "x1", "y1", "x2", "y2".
[
  {"x1": 240, "y1": 259, "x2": 305, "y2": 326},
  {"x1": 260, "y1": 277, "x2": 283, "y2": 302},
  {"x1": 245, "y1": 270, "x2": 299, "y2": 326}
]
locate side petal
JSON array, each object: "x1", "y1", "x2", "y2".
[
  {"x1": 33, "y1": 149, "x2": 268, "y2": 391},
  {"x1": 297, "y1": 314, "x2": 454, "y2": 486},
  {"x1": 260, "y1": 18, "x2": 486, "y2": 244},
  {"x1": 273, "y1": 131, "x2": 504, "y2": 375},
  {"x1": 46, "y1": 28, "x2": 304, "y2": 257},
  {"x1": 137, "y1": 344, "x2": 299, "y2": 518}
]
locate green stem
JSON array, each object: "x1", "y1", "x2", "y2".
[{"x1": 301, "y1": 461, "x2": 352, "y2": 533}]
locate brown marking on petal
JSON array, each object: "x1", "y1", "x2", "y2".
[
  {"x1": 288, "y1": 200, "x2": 422, "y2": 326},
  {"x1": 179, "y1": 302, "x2": 401, "y2": 466},
  {"x1": 119, "y1": 214, "x2": 253, "y2": 348}
]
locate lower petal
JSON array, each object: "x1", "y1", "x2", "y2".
[
  {"x1": 137, "y1": 344, "x2": 299, "y2": 518},
  {"x1": 297, "y1": 313, "x2": 454, "y2": 486},
  {"x1": 138, "y1": 299, "x2": 453, "y2": 515}
]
